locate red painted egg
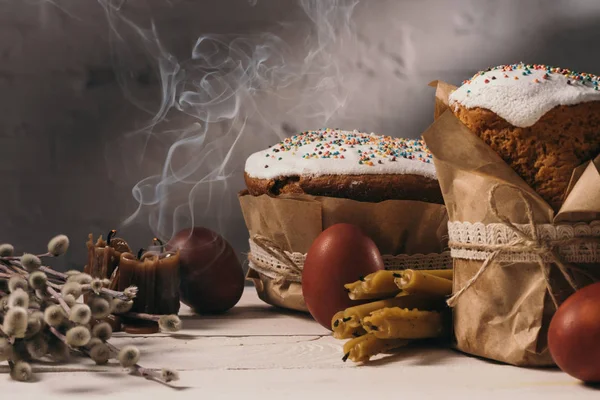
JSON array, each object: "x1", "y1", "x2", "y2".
[
  {"x1": 548, "y1": 281, "x2": 600, "y2": 382},
  {"x1": 168, "y1": 227, "x2": 245, "y2": 314},
  {"x1": 302, "y1": 223, "x2": 384, "y2": 329}
]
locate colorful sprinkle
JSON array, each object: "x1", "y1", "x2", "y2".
[
  {"x1": 460, "y1": 62, "x2": 600, "y2": 89},
  {"x1": 263, "y1": 129, "x2": 432, "y2": 168}
]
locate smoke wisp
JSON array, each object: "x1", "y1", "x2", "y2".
[{"x1": 99, "y1": 0, "x2": 358, "y2": 244}]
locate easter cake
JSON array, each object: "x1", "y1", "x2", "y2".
[
  {"x1": 244, "y1": 129, "x2": 443, "y2": 204},
  {"x1": 449, "y1": 63, "x2": 600, "y2": 210}
]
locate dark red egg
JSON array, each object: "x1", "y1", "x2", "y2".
[
  {"x1": 548, "y1": 281, "x2": 600, "y2": 382},
  {"x1": 167, "y1": 227, "x2": 245, "y2": 314},
  {"x1": 302, "y1": 223, "x2": 384, "y2": 329}
]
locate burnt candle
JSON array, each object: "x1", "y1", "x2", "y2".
[
  {"x1": 85, "y1": 231, "x2": 131, "y2": 333},
  {"x1": 118, "y1": 250, "x2": 180, "y2": 315},
  {"x1": 85, "y1": 231, "x2": 131, "y2": 286},
  {"x1": 154, "y1": 251, "x2": 181, "y2": 315}
]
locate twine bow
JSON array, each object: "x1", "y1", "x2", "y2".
[
  {"x1": 447, "y1": 183, "x2": 600, "y2": 308},
  {"x1": 247, "y1": 235, "x2": 303, "y2": 284}
]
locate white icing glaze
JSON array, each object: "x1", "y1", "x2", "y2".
[
  {"x1": 449, "y1": 63, "x2": 600, "y2": 128},
  {"x1": 245, "y1": 129, "x2": 436, "y2": 180}
]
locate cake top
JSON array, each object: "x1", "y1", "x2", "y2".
[
  {"x1": 245, "y1": 129, "x2": 436, "y2": 180},
  {"x1": 449, "y1": 62, "x2": 600, "y2": 127}
]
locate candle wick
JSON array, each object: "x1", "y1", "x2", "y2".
[
  {"x1": 152, "y1": 237, "x2": 164, "y2": 249},
  {"x1": 107, "y1": 229, "x2": 117, "y2": 244}
]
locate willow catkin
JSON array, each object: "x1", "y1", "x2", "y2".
[
  {"x1": 90, "y1": 279, "x2": 103, "y2": 294},
  {"x1": 8, "y1": 276, "x2": 28, "y2": 293},
  {"x1": 61, "y1": 282, "x2": 82, "y2": 299},
  {"x1": 90, "y1": 344, "x2": 110, "y2": 365},
  {"x1": 3, "y1": 307, "x2": 28, "y2": 338},
  {"x1": 0, "y1": 243, "x2": 14, "y2": 256},
  {"x1": 118, "y1": 346, "x2": 140, "y2": 368},
  {"x1": 47, "y1": 234, "x2": 70, "y2": 256},
  {"x1": 63, "y1": 294, "x2": 77, "y2": 307},
  {"x1": 0, "y1": 338, "x2": 13, "y2": 361},
  {"x1": 10, "y1": 361, "x2": 33, "y2": 382},
  {"x1": 92, "y1": 322, "x2": 113, "y2": 341},
  {"x1": 28, "y1": 271, "x2": 48, "y2": 290},
  {"x1": 158, "y1": 315, "x2": 182, "y2": 332},
  {"x1": 24, "y1": 312, "x2": 44, "y2": 338},
  {"x1": 69, "y1": 304, "x2": 92, "y2": 325},
  {"x1": 89, "y1": 297, "x2": 111, "y2": 319},
  {"x1": 8, "y1": 289, "x2": 29, "y2": 309},
  {"x1": 44, "y1": 305, "x2": 66, "y2": 327},
  {"x1": 68, "y1": 273, "x2": 92, "y2": 285},
  {"x1": 111, "y1": 298, "x2": 133, "y2": 314},
  {"x1": 21, "y1": 253, "x2": 41, "y2": 271},
  {"x1": 65, "y1": 326, "x2": 91, "y2": 347},
  {"x1": 161, "y1": 369, "x2": 180, "y2": 382}
]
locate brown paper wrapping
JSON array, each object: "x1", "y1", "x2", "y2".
[
  {"x1": 239, "y1": 191, "x2": 450, "y2": 312},
  {"x1": 423, "y1": 81, "x2": 600, "y2": 366}
]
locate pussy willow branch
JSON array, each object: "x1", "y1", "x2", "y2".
[
  {"x1": 79, "y1": 284, "x2": 131, "y2": 301},
  {"x1": 0, "y1": 263, "x2": 16, "y2": 275},
  {"x1": 46, "y1": 286, "x2": 71, "y2": 314},
  {"x1": 1, "y1": 258, "x2": 131, "y2": 301},
  {"x1": 100, "y1": 338, "x2": 171, "y2": 384},
  {"x1": 39, "y1": 266, "x2": 67, "y2": 280}
]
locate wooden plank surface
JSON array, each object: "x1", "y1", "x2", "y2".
[{"x1": 0, "y1": 287, "x2": 598, "y2": 399}]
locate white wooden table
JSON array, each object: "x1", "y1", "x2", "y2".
[{"x1": 1, "y1": 287, "x2": 598, "y2": 399}]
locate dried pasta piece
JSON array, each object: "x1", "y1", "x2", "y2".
[
  {"x1": 363, "y1": 307, "x2": 445, "y2": 339},
  {"x1": 344, "y1": 270, "x2": 400, "y2": 300},
  {"x1": 394, "y1": 269, "x2": 452, "y2": 297},
  {"x1": 342, "y1": 333, "x2": 410, "y2": 363}
]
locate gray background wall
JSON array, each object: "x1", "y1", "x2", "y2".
[{"x1": 1, "y1": 0, "x2": 600, "y2": 272}]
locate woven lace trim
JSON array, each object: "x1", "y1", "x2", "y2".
[
  {"x1": 448, "y1": 220, "x2": 600, "y2": 262},
  {"x1": 248, "y1": 239, "x2": 452, "y2": 282}
]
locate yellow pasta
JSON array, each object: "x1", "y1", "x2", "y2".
[
  {"x1": 362, "y1": 307, "x2": 446, "y2": 339},
  {"x1": 342, "y1": 333, "x2": 410, "y2": 363}
]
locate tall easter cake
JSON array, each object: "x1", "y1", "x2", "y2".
[
  {"x1": 244, "y1": 129, "x2": 443, "y2": 204},
  {"x1": 449, "y1": 63, "x2": 600, "y2": 210}
]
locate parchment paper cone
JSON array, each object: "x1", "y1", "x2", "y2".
[
  {"x1": 422, "y1": 81, "x2": 600, "y2": 366},
  {"x1": 238, "y1": 190, "x2": 450, "y2": 312}
]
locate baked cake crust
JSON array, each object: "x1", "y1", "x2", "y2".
[
  {"x1": 244, "y1": 171, "x2": 443, "y2": 203},
  {"x1": 244, "y1": 129, "x2": 443, "y2": 204},
  {"x1": 449, "y1": 63, "x2": 600, "y2": 210}
]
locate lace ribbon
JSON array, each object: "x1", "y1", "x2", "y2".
[
  {"x1": 247, "y1": 235, "x2": 452, "y2": 285},
  {"x1": 446, "y1": 183, "x2": 600, "y2": 308}
]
